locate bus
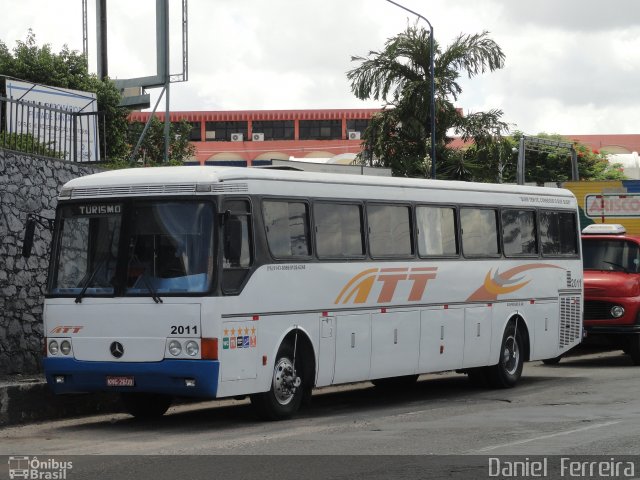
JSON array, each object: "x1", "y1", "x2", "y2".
[{"x1": 34, "y1": 167, "x2": 584, "y2": 420}]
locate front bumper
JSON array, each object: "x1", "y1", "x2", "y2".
[
  {"x1": 584, "y1": 325, "x2": 640, "y2": 335},
  {"x1": 43, "y1": 357, "x2": 220, "y2": 398}
]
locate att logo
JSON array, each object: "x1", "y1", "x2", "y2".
[
  {"x1": 335, "y1": 267, "x2": 437, "y2": 305},
  {"x1": 49, "y1": 326, "x2": 83, "y2": 334}
]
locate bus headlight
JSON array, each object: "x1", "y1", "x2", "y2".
[
  {"x1": 60, "y1": 340, "x2": 72, "y2": 355},
  {"x1": 48, "y1": 340, "x2": 59, "y2": 355},
  {"x1": 611, "y1": 306, "x2": 625, "y2": 318},
  {"x1": 185, "y1": 341, "x2": 199, "y2": 357},
  {"x1": 168, "y1": 340, "x2": 182, "y2": 356}
]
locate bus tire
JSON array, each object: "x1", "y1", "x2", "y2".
[
  {"x1": 486, "y1": 322, "x2": 524, "y2": 388},
  {"x1": 250, "y1": 342, "x2": 304, "y2": 421},
  {"x1": 627, "y1": 336, "x2": 640, "y2": 365},
  {"x1": 121, "y1": 393, "x2": 172, "y2": 419}
]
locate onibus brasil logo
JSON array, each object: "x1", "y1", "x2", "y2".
[{"x1": 8, "y1": 456, "x2": 72, "y2": 479}]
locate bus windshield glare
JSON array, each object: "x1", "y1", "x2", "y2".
[{"x1": 50, "y1": 201, "x2": 215, "y2": 296}]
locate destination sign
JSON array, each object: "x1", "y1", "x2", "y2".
[{"x1": 73, "y1": 204, "x2": 122, "y2": 216}]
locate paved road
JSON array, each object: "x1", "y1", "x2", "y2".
[{"x1": 1, "y1": 349, "x2": 638, "y2": 479}]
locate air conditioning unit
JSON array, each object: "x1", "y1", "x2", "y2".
[
  {"x1": 230, "y1": 133, "x2": 243, "y2": 142},
  {"x1": 252, "y1": 133, "x2": 265, "y2": 141},
  {"x1": 348, "y1": 131, "x2": 361, "y2": 140},
  {"x1": 205, "y1": 131, "x2": 216, "y2": 140}
]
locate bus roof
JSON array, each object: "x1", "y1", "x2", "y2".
[{"x1": 62, "y1": 166, "x2": 575, "y2": 199}]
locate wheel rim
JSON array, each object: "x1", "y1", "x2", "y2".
[
  {"x1": 502, "y1": 335, "x2": 520, "y2": 376},
  {"x1": 272, "y1": 357, "x2": 296, "y2": 406}
]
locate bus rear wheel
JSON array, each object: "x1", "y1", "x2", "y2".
[
  {"x1": 121, "y1": 393, "x2": 172, "y2": 419},
  {"x1": 486, "y1": 322, "x2": 524, "y2": 388},
  {"x1": 250, "y1": 342, "x2": 304, "y2": 420}
]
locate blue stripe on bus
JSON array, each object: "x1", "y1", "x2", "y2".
[{"x1": 43, "y1": 357, "x2": 219, "y2": 398}]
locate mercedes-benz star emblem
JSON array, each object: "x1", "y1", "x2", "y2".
[{"x1": 110, "y1": 341, "x2": 124, "y2": 358}]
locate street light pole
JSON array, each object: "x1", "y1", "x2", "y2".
[{"x1": 385, "y1": 0, "x2": 436, "y2": 179}]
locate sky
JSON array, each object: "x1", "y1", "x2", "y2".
[{"x1": 1, "y1": 0, "x2": 639, "y2": 135}]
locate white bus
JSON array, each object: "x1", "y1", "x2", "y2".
[{"x1": 36, "y1": 167, "x2": 583, "y2": 420}]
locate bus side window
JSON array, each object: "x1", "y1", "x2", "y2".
[
  {"x1": 222, "y1": 200, "x2": 253, "y2": 293},
  {"x1": 539, "y1": 210, "x2": 578, "y2": 256},
  {"x1": 224, "y1": 218, "x2": 244, "y2": 267},
  {"x1": 263, "y1": 200, "x2": 311, "y2": 258},
  {"x1": 460, "y1": 208, "x2": 500, "y2": 257},
  {"x1": 502, "y1": 209, "x2": 538, "y2": 256}
]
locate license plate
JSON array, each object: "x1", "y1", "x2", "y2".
[{"x1": 106, "y1": 376, "x2": 135, "y2": 387}]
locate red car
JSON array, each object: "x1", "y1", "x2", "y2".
[{"x1": 581, "y1": 224, "x2": 640, "y2": 365}]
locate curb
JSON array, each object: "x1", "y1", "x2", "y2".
[{"x1": 0, "y1": 378, "x2": 120, "y2": 427}]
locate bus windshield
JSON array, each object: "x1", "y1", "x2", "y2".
[
  {"x1": 50, "y1": 201, "x2": 215, "y2": 296},
  {"x1": 582, "y1": 238, "x2": 640, "y2": 273}
]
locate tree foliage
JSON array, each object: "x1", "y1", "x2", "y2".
[
  {"x1": 348, "y1": 25, "x2": 625, "y2": 183},
  {"x1": 348, "y1": 25, "x2": 509, "y2": 178},
  {"x1": 460, "y1": 132, "x2": 625, "y2": 184},
  {"x1": 125, "y1": 117, "x2": 196, "y2": 166}
]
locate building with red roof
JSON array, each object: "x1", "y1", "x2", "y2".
[
  {"x1": 129, "y1": 109, "x2": 640, "y2": 168},
  {"x1": 129, "y1": 108, "x2": 379, "y2": 166}
]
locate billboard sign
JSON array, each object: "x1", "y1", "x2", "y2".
[
  {"x1": 5, "y1": 79, "x2": 100, "y2": 161},
  {"x1": 585, "y1": 194, "x2": 640, "y2": 218}
]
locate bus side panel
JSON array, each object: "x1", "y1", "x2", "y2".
[
  {"x1": 370, "y1": 310, "x2": 420, "y2": 379},
  {"x1": 219, "y1": 317, "x2": 259, "y2": 381},
  {"x1": 529, "y1": 300, "x2": 560, "y2": 360},
  {"x1": 316, "y1": 315, "x2": 336, "y2": 387},
  {"x1": 462, "y1": 305, "x2": 493, "y2": 368},
  {"x1": 216, "y1": 313, "x2": 319, "y2": 398},
  {"x1": 418, "y1": 307, "x2": 464, "y2": 373},
  {"x1": 333, "y1": 313, "x2": 371, "y2": 384}
]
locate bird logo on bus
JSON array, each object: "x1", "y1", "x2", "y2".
[
  {"x1": 334, "y1": 267, "x2": 438, "y2": 304},
  {"x1": 467, "y1": 263, "x2": 563, "y2": 301}
]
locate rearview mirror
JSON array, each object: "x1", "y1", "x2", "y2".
[{"x1": 22, "y1": 217, "x2": 36, "y2": 258}]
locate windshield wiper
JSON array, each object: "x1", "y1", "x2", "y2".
[
  {"x1": 137, "y1": 270, "x2": 163, "y2": 304},
  {"x1": 75, "y1": 256, "x2": 110, "y2": 303},
  {"x1": 602, "y1": 260, "x2": 629, "y2": 274}
]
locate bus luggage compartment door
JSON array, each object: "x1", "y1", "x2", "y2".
[
  {"x1": 333, "y1": 313, "x2": 371, "y2": 384},
  {"x1": 370, "y1": 310, "x2": 420, "y2": 379},
  {"x1": 462, "y1": 306, "x2": 493, "y2": 368}
]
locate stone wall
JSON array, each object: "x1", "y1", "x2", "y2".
[{"x1": 0, "y1": 149, "x2": 102, "y2": 375}]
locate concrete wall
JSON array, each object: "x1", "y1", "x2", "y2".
[{"x1": 0, "y1": 149, "x2": 102, "y2": 375}]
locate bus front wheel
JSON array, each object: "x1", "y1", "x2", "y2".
[
  {"x1": 121, "y1": 393, "x2": 172, "y2": 419},
  {"x1": 486, "y1": 322, "x2": 524, "y2": 388},
  {"x1": 250, "y1": 342, "x2": 303, "y2": 420}
]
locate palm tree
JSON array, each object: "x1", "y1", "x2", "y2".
[{"x1": 347, "y1": 25, "x2": 509, "y2": 179}]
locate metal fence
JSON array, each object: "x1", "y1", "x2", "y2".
[{"x1": 0, "y1": 95, "x2": 106, "y2": 162}]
